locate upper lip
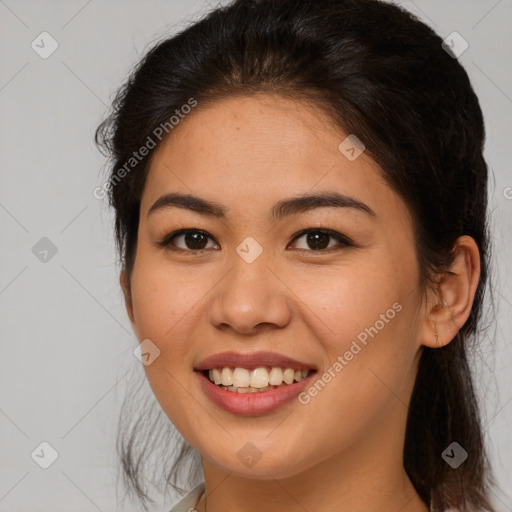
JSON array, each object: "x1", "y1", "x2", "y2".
[{"x1": 194, "y1": 351, "x2": 316, "y2": 371}]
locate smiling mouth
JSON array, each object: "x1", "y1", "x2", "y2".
[{"x1": 202, "y1": 366, "x2": 316, "y2": 393}]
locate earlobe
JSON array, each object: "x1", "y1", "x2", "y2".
[
  {"x1": 120, "y1": 269, "x2": 135, "y2": 325},
  {"x1": 422, "y1": 235, "x2": 481, "y2": 349}
]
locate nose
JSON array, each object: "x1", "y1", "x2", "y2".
[{"x1": 208, "y1": 254, "x2": 292, "y2": 335}]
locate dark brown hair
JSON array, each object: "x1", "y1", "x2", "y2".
[{"x1": 96, "y1": 0, "x2": 498, "y2": 510}]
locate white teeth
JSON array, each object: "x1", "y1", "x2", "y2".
[
  {"x1": 207, "y1": 366, "x2": 312, "y2": 390},
  {"x1": 283, "y1": 368, "x2": 295, "y2": 384},
  {"x1": 232, "y1": 367, "x2": 250, "y2": 387},
  {"x1": 220, "y1": 367, "x2": 233, "y2": 386},
  {"x1": 209, "y1": 369, "x2": 223, "y2": 385},
  {"x1": 250, "y1": 367, "x2": 269, "y2": 388},
  {"x1": 269, "y1": 367, "x2": 283, "y2": 385},
  {"x1": 212, "y1": 368, "x2": 222, "y2": 385}
]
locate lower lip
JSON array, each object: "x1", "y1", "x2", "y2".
[{"x1": 195, "y1": 370, "x2": 316, "y2": 416}]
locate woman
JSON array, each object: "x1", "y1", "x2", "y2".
[{"x1": 95, "y1": 0, "x2": 499, "y2": 510}]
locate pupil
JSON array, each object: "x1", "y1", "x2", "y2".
[
  {"x1": 307, "y1": 232, "x2": 329, "y2": 250},
  {"x1": 186, "y1": 232, "x2": 208, "y2": 250}
]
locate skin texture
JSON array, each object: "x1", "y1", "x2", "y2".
[{"x1": 120, "y1": 93, "x2": 480, "y2": 512}]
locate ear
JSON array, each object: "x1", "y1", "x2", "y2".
[
  {"x1": 421, "y1": 235, "x2": 481, "y2": 348},
  {"x1": 120, "y1": 269, "x2": 135, "y2": 325}
]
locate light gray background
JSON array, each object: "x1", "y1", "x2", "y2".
[{"x1": 0, "y1": 0, "x2": 511, "y2": 511}]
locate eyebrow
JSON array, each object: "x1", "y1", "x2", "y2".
[{"x1": 147, "y1": 191, "x2": 376, "y2": 220}]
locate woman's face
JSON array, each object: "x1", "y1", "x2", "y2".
[{"x1": 124, "y1": 93, "x2": 429, "y2": 479}]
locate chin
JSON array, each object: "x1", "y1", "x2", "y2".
[{"x1": 201, "y1": 443, "x2": 316, "y2": 480}]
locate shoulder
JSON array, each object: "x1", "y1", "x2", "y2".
[{"x1": 167, "y1": 481, "x2": 205, "y2": 512}]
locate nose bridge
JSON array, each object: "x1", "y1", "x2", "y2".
[{"x1": 208, "y1": 240, "x2": 291, "y2": 333}]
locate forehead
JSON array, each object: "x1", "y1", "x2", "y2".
[{"x1": 141, "y1": 94, "x2": 402, "y2": 222}]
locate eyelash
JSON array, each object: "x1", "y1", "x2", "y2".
[{"x1": 155, "y1": 228, "x2": 354, "y2": 253}]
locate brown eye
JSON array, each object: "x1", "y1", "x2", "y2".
[
  {"x1": 289, "y1": 229, "x2": 352, "y2": 251},
  {"x1": 158, "y1": 230, "x2": 220, "y2": 252}
]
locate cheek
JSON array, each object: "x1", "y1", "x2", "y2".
[
  {"x1": 292, "y1": 249, "x2": 421, "y2": 411},
  {"x1": 298, "y1": 277, "x2": 414, "y2": 395},
  {"x1": 292, "y1": 252, "x2": 413, "y2": 349},
  {"x1": 130, "y1": 253, "x2": 208, "y2": 345},
  {"x1": 291, "y1": 301, "x2": 418, "y2": 466},
  {"x1": 128, "y1": 257, "x2": 209, "y2": 432}
]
